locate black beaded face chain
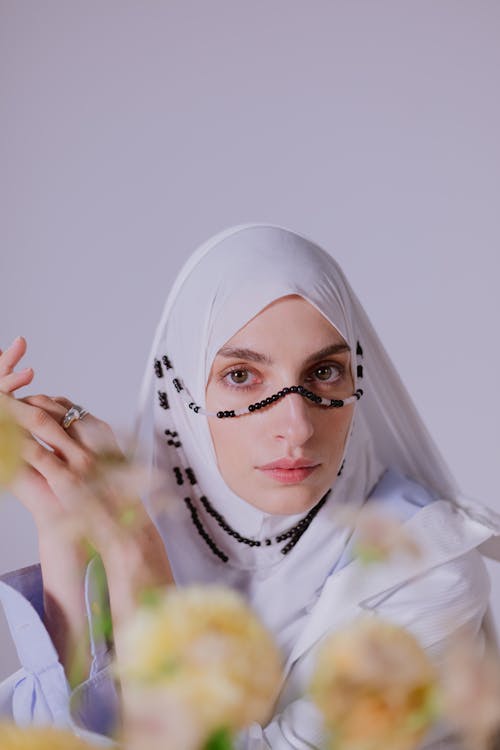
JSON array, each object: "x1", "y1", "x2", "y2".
[
  {"x1": 152, "y1": 341, "x2": 364, "y2": 563},
  {"x1": 154, "y1": 350, "x2": 364, "y2": 419},
  {"x1": 210, "y1": 384, "x2": 363, "y2": 419}
]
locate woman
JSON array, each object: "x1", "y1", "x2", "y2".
[{"x1": 1, "y1": 223, "x2": 499, "y2": 749}]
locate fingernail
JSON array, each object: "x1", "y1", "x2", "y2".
[{"x1": 11, "y1": 336, "x2": 22, "y2": 346}]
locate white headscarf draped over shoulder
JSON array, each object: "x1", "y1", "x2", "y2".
[{"x1": 133, "y1": 224, "x2": 499, "y2": 653}]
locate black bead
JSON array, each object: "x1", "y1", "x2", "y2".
[
  {"x1": 183, "y1": 497, "x2": 228, "y2": 563},
  {"x1": 162, "y1": 355, "x2": 173, "y2": 370},
  {"x1": 357, "y1": 364, "x2": 363, "y2": 378},
  {"x1": 356, "y1": 341, "x2": 363, "y2": 357},
  {"x1": 217, "y1": 411, "x2": 224, "y2": 418},
  {"x1": 172, "y1": 378, "x2": 183, "y2": 392},
  {"x1": 290, "y1": 385, "x2": 298, "y2": 393},
  {"x1": 165, "y1": 430, "x2": 181, "y2": 446},
  {"x1": 158, "y1": 391, "x2": 169, "y2": 410},
  {"x1": 154, "y1": 359, "x2": 164, "y2": 378},
  {"x1": 249, "y1": 404, "x2": 255, "y2": 412},
  {"x1": 185, "y1": 467, "x2": 197, "y2": 485}
]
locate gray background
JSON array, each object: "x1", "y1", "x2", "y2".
[{"x1": 1, "y1": 1, "x2": 499, "y2": 678}]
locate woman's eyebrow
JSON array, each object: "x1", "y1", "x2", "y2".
[
  {"x1": 302, "y1": 343, "x2": 351, "y2": 365},
  {"x1": 216, "y1": 342, "x2": 350, "y2": 366},
  {"x1": 216, "y1": 347, "x2": 272, "y2": 364}
]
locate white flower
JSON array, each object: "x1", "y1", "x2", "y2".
[
  {"x1": 116, "y1": 585, "x2": 283, "y2": 750},
  {"x1": 440, "y1": 633, "x2": 500, "y2": 750},
  {"x1": 309, "y1": 616, "x2": 438, "y2": 750}
]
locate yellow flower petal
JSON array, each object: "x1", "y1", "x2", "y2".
[
  {"x1": 0, "y1": 404, "x2": 23, "y2": 488},
  {"x1": 117, "y1": 585, "x2": 283, "y2": 744},
  {"x1": 0, "y1": 723, "x2": 100, "y2": 750},
  {"x1": 310, "y1": 617, "x2": 438, "y2": 750}
]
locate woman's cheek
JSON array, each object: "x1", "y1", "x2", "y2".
[{"x1": 208, "y1": 420, "x2": 247, "y2": 484}]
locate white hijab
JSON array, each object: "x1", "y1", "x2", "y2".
[{"x1": 133, "y1": 224, "x2": 499, "y2": 654}]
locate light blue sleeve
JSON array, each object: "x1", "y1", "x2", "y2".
[
  {"x1": 0, "y1": 571, "x2": 71, "y2": 727},
  {"x1": 0, "y1": 559, "x2": 119, "y2": 746}
]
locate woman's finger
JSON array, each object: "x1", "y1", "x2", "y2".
[
  {"x1": 0, "y1": 336, "x2": 28, "y2": 377},
  {"x1": 22, "y1": 394, "x2": 120, "y2": 455},
  {"x1": 23, "y1": 435, "x2": 120, "y2": 548},
  {"x1": 51, "y1": 396, "x2": 74, "y2": 410},
  {"x1": 0, "y1": 367, "x2": 34, "y2": 394},
  {"x1": 22, "y1": 394, "x2": 72, "y2": 422},
  {"x1": 24, "y1": 397, "x2": 147, "y2": 521},
  {"x1": 0, "y1": 394, "x2": 95, "y2": 477},
  {"x1": 9, "y1": 446, "x2": 63, "y2": 524},
  {"x1": 24, "y1": 436, "x2": 84, "y2": 503}
]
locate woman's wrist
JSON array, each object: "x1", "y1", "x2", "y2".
[
  {"x1": 38, "y1": 526, "x2": 91, "y2": 682},
  {"x1": 99, "y1": 518, "x2": 174, "y2": 627}
]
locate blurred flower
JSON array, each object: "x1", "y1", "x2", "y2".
[
  {"x1": 0, "y1": 723, "x2": 100, "y2": 750},
  {"x1": 440, "y1": 633, "x2": 500, "y2": 750},
  {"x1": 116, "y1": 585, "x2": 283, "y2": 750},
  {"x1": 334, "y1": 504, "x2": 421, "y2": 565},
  {"x1": 0, "y1": 401, "x2": 23, "y2": 488},
  {"x1": 310, "y1": 616, "x2": 438, "y2": 750},
  {"x1": 86, "y1": 448, "x2": 151, "y2": 522}
]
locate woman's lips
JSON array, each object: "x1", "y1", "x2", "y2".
[{"x1": 258, "y1": 465, "x2": 319, "y2": 484}]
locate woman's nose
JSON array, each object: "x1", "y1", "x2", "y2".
[{"x1": 272, "y1": 392, "x2": 314, "y2": 447}]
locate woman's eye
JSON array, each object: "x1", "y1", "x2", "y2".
[
  {"x1": 226, "y1": 369, "x2": 251, "y2": 385},
  {"x1": 310, "y1": 364, "x2": 342, "y2": 382}
]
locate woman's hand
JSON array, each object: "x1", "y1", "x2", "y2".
[
  {"x1": 0, "y1": 336, "x2": 86, "y2": 530},
  {"x1": 0, "y1": 337, "x2": 92, "y2": 673},
  {"x1": 1, "y1": 335, "x2": 136, "y2": 543},
  {"x1": 3, "y1": 388, "x2": 172, "y2": 566},
  {"x1": 0, "y1": 337, "x2": 173, "y2": 675},
  {"x1": 10, "y1": 393, "x2": 174, "y2": 649}
]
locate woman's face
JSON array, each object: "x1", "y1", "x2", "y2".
[{"x1": 205, "y1": 295, "x2": 355, "y2": 514}]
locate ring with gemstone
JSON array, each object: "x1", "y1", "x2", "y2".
[{"x1": 61, "y1": 404, "x2": 89, "y2": 430}]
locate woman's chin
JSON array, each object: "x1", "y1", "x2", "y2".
[{"x1": 240, "y1": 478, "x2": 329, "y2": 516}]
